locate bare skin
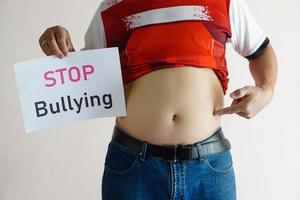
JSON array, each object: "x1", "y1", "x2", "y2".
[
  {"x1": 114, "y1": 66, "x2": 224, "y2": 145},
  {"x1": 39, "y1": 26, "x2": 277, "y2": 146}
]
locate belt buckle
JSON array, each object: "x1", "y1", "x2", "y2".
[{"x1": 171, "y1": 144, "x2": 192, "y2": 162}]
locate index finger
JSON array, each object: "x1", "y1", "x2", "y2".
[
  {"x1": 213, "y1": 104, "x2": 243, "y2": 115},
  {"x1": 54, "y1": 30, "x2": 68, "y2": 56},
  {"x1": 46, "y1": 32, "x2": 64, "y2": 58}
]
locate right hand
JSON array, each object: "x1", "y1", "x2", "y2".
[{"x1": 39, "y1": 25, "x2": 75, "y2": 58}]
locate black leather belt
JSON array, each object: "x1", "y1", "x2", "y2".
[{"x1": 111, "y1": 125, "x2": 231, "y2": 162}]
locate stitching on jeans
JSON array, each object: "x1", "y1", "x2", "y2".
[
  {"x1": 169, "y1": 162, "x2": 174, "y2": 200},
  {"x1": 204, "y1": 150, "x2": 233, "y2": 174},
  {"x1": 105, "y1": 141, "x2": 140, "y2": 174},
  {"x1": 104, "y1": 153, "x2": 140, "y2": 175},
  {"x1": 204, "y1": 159, "x2": 233, "y2": 174},
  {"x1": 181, "y1": 163, "x2": 185, "y2": 200}
]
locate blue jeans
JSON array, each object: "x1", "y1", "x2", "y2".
[{"x1": 102, "y1": 130, "x2": 236, "y2": 200}]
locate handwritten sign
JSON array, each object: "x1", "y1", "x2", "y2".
[{"x1": 14, "y1": 47, "x2": 127, "y2": 133}]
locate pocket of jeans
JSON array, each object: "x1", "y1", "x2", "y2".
[
  {"x1": 104, "y1": 141, "x2": 140, "y2": 175},
  {"x1": 204, "y1": 149, "x2": 233, "y2": 174}
]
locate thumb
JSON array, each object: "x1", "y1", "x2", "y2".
[{"x1": 230, "y1": 86, "x2": 251, "y2": 99}]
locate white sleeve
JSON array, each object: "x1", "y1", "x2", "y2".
[
  {"x1": 81, "y1": 3, "x2": 107, "y2": 51},
  {"x1": 229, "y1": 0, "x2": 269, "y2": 59}
]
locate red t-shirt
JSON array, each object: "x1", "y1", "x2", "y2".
[{"x1": 83, "y1": 0, "x2": 269, "y2": 95}]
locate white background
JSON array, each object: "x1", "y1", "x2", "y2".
[{"x1": 0, "y1": 0, "x2": 299, "y2": 199}]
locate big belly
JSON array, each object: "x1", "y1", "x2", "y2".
[{"x1": 115, "y1": 66, "x2": 225, "y2": 145}]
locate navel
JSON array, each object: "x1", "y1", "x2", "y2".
[{"x1": 172, "y1": 114, "x2": 178, "y2": 121}]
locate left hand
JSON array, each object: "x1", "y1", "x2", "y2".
[{"x1": 213, "y1": 85, "x2": 274, "y2": 119}]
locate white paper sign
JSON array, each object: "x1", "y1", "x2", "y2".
[{"x1": 14, "y1": 47, "x2": 127, "y2": 133}]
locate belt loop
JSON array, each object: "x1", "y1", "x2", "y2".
[
  {"x1": 138, "y1": 142, "x2": 148, "y2": 161},
  {"x1": 195, "y1": 143, "x2": 204, "y2": 160}
]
